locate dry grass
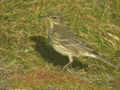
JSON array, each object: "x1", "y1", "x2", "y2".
[{"x1": 0, "y1": 0, "x2": 120, "y2": 89}]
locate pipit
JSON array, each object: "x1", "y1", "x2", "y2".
[{"x1": 41, "y1": 14, "x2": 116, "y2": 70}]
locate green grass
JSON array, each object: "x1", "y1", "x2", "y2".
[{"x1": 0, "y1": 0, "x2": 120, "y2": 89}]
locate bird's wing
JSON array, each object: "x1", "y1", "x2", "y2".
[{"x1": 56, "y1": 28, "x2": 95, "y2": 53}]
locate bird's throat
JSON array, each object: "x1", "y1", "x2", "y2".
[
  {"x1": 50, "y1": 22, "x2": 54, "y2": 29},
  {"x1": 50, "y1": 21, "x2": 60, "y2": 29}
]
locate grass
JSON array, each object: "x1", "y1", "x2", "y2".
[{"x1": 0, "y1": 0, "x2": 120, "y2": 89}]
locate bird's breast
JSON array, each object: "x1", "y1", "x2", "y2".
[{"x1": 51, "y1": 42, "x2": 73, "y2": 56}]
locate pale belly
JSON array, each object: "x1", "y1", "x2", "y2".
[{"x1": 52, "y1": 44, "x2": 72, "y2": 56}]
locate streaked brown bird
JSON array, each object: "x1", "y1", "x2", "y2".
[{"x1": 42, "y1": 14, "x2": 116, "y2": 70}]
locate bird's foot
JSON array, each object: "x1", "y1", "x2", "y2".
[{"x1": 62, "y1": 65, "x2": 73, "y2": 73}]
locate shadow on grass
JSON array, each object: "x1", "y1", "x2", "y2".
[{"x1": 30, "y1": 36, "x2": 85, "y2": 69}]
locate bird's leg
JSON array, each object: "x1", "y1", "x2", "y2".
[{"x1": 63, "y1": 55, "x2": 73, "y2": 71}]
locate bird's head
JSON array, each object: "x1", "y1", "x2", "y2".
[
  {"x1": 41, "y1": 14, "x2": 63, "y2": 26},
  {"x1": 48, "y1": 15, "x2": 63, "y2": 25}
]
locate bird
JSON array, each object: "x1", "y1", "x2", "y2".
[{"x1": 41, "y1": 14, "x2": 116, "y2": 70}]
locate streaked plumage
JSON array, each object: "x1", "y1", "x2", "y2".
[{"x1": 43, "y1": 15, "x2": 116, "y2": 70}]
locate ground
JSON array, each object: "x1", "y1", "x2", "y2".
[{"x1": 0, "y1": 0, "x2": 120, "y2": 90}]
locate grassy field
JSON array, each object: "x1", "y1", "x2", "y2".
[{"x1": 0, "y1": 0, "x2": 120, "y2": 90}]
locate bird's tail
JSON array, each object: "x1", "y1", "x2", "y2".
[{"x1": 87, "y1": 52, "x2": 117, "y2": 69}]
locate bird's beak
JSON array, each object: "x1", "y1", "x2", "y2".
[{"x1": 40, "y1": 16, "x2": 50, "y2": 19}]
